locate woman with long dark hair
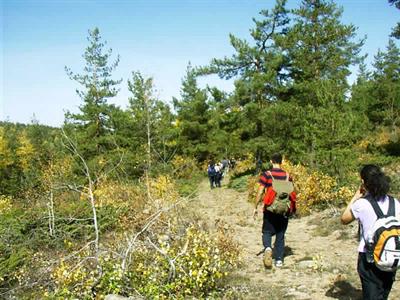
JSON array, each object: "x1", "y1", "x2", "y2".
[{"x1": 341, "y1": 164, "x2": 399, "y2": 299}]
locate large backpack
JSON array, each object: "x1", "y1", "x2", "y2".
[
  {"x1": 363, "y1": 195, "x2": 400, "y2": 272},
  {"x1": 264, "y1": 171, "x2": 294, "y2": 215},
  {"x1": 207, "y1": 165, "x2": 216, "y2": 176}
]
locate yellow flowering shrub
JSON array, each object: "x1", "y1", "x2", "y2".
[
  {"x1": 49, "y1": 252, "x2": 96, "y2": 299},
  {"x1": 356, "y1": 127, "x2": 392, "y2": 150},
  {"x1": 93, "y1": 180, "x2": 143, "y2": 209},
  {"x1": 149, "y1": 175, "x2": 180, "y2": 202},
  {"x1": 0, "y1": 195, "x2": 12, "y2": 214},
  {"x1": 130, "y1": 225, "x2": 240, "y2": 299},
  {"x1": 49, "y1": 252, "x2": 128, "y2": 299},
  {"x1": 246, "y1": 160, "x2": 354, "y2": 215},
  {"x1": 247, "y1": 175, "x2": 260, "y2": 203},
  {"x1": 282, "y1": 161, "x2": 353, "y2": 215},
  {"x1": 45, "y1": 224, "x2": 240, "y2": 299},
  {"x1": 15, "y1": 130, "x2": 35, "y2": 172},
  {"x1": 171, "y1": 155, "x2": 199, "y2": 178},
  {"x1": 231, "y1": 154, "x2": 255, "y2": 177}
]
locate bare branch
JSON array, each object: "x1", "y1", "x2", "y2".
[
  {"x1": 94, "y1": 150, "x2": 125, "y2": 184},
  {"x1": 146, "y1": 237, "x2": 176, "y2": 281},
  {"x1": 121, "y1": 191, "x2": 196, "y2": 272}
]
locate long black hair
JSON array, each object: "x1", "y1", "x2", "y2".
[{"x1": 360, "y1": 164, "x2": 390, "y2": 199}]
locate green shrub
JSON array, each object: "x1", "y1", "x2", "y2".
[{"x1": 228, "y1": 175, "x2": 251, "y2": 192}]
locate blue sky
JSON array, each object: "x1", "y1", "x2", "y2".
[{"x1": 1, "y1": 0, "x2": 399, "y2": 127}]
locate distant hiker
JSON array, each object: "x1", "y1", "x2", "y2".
[
  {"x1": 341, "y1": 164, "x2": 400, "y2": 300},
  {"x1": 230, "y1": 158, "x2": 236, "y2": 170},
  {"x1": 253, "y1": 153, "x2": 296, "y2": 269},
  {"x1": 214, "y1": 161, "x2": 223, "y2": 188},
  {"x1": 255, "y1": 158, "x2": 263, "y2": 175},
  {"x1": 221, "y1": 158, "x2": 229, "y2": 176},
  {"x1": 207, "y1": 161, "x2": 216, "y2": 189}
]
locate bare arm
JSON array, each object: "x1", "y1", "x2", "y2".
[
  {"x1": 253, "y1": 184, "x2": 265, "y2": 219},
  {"x1": 341, "y1": 189, "x2": 363, "y2": 225}
]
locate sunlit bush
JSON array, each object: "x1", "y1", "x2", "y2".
[
  {"x1": 46, "y1": 224, "x2": 240, "y2": 299},
  {"x1": 231, "y1": 154, "x2": 255, "y2": 177},
  {"x1": 171, "y1": 155, "x2": 199, "y2": 179},
  {"x1": 282, "y1": 161, "x2": 353, "y2": 214},
  {"x1": 129, "y1": 225, "x2": 240, "y2": 299},
  {"x1": 94, "y1": 181, "x2": 143, "y2": 209},
  {"x1": 149, "y1": 175, "x2": 180, "y2": 202},
  {"x1": 247, "y1": 175, "x2": 260, "y2": 202},
  {"x1": 49, "y1": 249, "x2": 96, "y2": 299},
  {"x1": 0, "y1": 195, "x2": 12, "y2": 214},
  {"x1": 245, "y1": 160, "x2": 355, "y2": 215}
]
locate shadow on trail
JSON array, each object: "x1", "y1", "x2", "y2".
[
  {"x1": 325, "y1": 280, "x2": 362, "y2": 300},
  {"x1": 255, "y1": 246, "x2": 294, "y2": 257},
  {"x1": 284, "y1": 246, "x2": 294, "y2": 257}
]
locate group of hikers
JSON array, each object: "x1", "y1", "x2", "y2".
[
  {"x1": 207, "y1": 158, "x2": 236, "y2": 189},
  {"x1": 249, "y1": 152, "x2": 398, "y2": 300}
]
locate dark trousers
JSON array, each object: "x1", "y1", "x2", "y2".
[
  {"x1": 262, "y1": 210, "x2": 288, "y2": 261},
  {"x1": 215, "y1": 172, "x2": 222, "y2": 187},
  {"x1": 208, "y1": 175, "x2": 215, "y2": 188},
  {"x1": 357, "y1": 252, "x2": 395, "y2": 300}
]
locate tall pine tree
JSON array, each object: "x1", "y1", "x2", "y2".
[
  {"x1": 174, "y1": 64, "x2": 210, "y2": 161},
  {"x1": 285, "y1": 0, "x2": 363, "y2": 107},
  {"x1": 65, "y1": 28, "x2": 122, "y2": 168},
  {"x1": 197, "y1": 0, "x2": 290, "y2": 160}
]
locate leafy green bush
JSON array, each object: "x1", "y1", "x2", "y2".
[
  {"x1": 228, "y1": 175, "x2": 251, "y2": 192},
  {"x1": 0, "y1": 205, "x2": 31, "y2": 289}
]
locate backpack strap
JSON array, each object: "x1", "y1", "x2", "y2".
[
  {"x1": 366, "y1": 194, "x2": 384, "y2": 219},
  {"x1": 387, "y1": 196, "x2": 395, "y2": 217},
  {"x1": 365, "y1": 194, "x2": 395, "y2": 219}
]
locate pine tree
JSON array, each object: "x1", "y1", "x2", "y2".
[
  {"x1": 371, "y1": 39, "x2": 400, "y2": 129},
  {"x1": 127, "y1": 71, "x2": 177, "y2": 175},
  {"x1": 389, "y1": 0, "x2": 400, "y2": 39},
  {"x1": 65, "y1": 28, "x2": 122, "y2": 164},
  {"x1": 127, "y1": 71, "x2": 158, "y2": 178},
  {"x1": 173, "y1": 64, "x2": 210, "y2": 161},
  {"x1": 197, "y1": 0, "x2": 290, "y2": 160},
  {"x1": 286, "y1": 0, "x2": 363, "y2": 107}
]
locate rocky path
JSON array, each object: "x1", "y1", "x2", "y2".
[{"x1": 195, "y1": 177, "x2": 400, "y2": 300}]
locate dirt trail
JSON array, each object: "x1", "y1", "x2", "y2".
[{"x1": 195, "y1": 177, "x2": 400, "y2": 300}]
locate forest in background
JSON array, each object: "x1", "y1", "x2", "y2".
[{"x1": 1, "y1": 0, "x2": 399, "y2": 298}]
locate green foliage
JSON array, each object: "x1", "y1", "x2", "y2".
[
  {"x1": 0, "y1": 205, "x2": 31, "y2": 289},
  {"x1": 389, "y1": 0, "x2": 400, "y2": 38},
  {"x1": 126, "y1": 71, "x2": 178, "y2": 177},
  {"x1": 351, "y1": 40, "x2": 400, "y2": 131},
  {"x1": 64, "y1": 28, "x2": 123, "y2": 177},
  {"x1": 228, "y1": 175, "x2": 251, "y2": 192},
  {"x1": 0, "y1": 122, "x2": 60, "y2": 197},
  {"x1": 174, "y1": 64, "x2": 211, "y2": 161},
  {"x1": 286, "y1": 0, "x2": 363, "y2": 107}
]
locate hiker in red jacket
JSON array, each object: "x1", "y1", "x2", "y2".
[{"x1": 253, "y1": 153, "x2": 297, "y2": 268}]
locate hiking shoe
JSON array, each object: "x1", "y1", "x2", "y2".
[
  {"x1": 275, "y1": 260, "x2": 283, "y2": 268},
  {"x1": 263, "y1": 247, "x2": 272, "y2": 269}
]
